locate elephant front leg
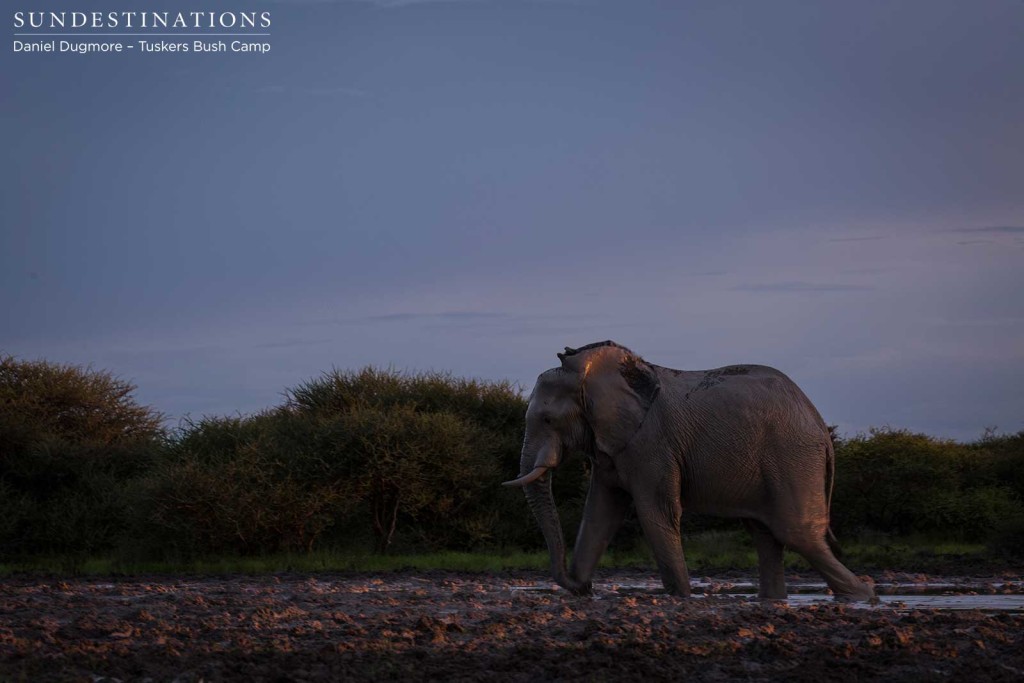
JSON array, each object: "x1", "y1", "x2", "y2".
[
  {"x1": 568, "y1": 480, "x2": 630, "y2": 594},
  {"x1": 635, "y1": 498, "x2": 691, "y2": 597}
]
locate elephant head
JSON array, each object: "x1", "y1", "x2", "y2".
[{"x1": 503, "y1": 341, "x2": 660, "y2": 594}]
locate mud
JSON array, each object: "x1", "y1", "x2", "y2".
[{"x1": 2, "y1": 570, "x2": 1022, "y2": 682}]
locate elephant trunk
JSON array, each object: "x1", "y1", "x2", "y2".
[{"x1": 511, "y1": 437, "x2": 586, "y2": 594}]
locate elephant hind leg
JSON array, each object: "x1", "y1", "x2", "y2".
[
  {"x1": 743, "y1": 519, "x2": 786, "y2": 599},
  {"x1": 778, "y1": 527, "x2": 875, "y2": 602}
]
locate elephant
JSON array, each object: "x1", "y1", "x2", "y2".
[{"x1": 503, "y1": 340, "x2": 875, "y2": 602}]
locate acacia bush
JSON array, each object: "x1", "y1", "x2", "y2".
[
  {"x1": 327, "y1": 406, "x2": 495, "y2": 552},
  {"x1": 831, "y1": 428, "x2": 1024, "y2": 541},
  {"x1": 0, "y1": 356, "x2": 164, "y2": 558},
  {"x1": 137, "y1": 368, "x2": 537, "y2": 555},
  {"x1": 134, "y1": 411, "x2": 350, "y2": 557},
  {"x1": 287, "y1": 367, "x2": 550, "y2": 552},
  {"x1": 972, "y1": 430, "x2": 1024, "y2": 501},
  {"x1": 971, "y1": 431, "x2": 1024, "y2": 557}
]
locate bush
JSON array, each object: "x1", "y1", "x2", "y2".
[
  {"x1": 0, "y1": 356, "x2": 164, "y2": 558},
  {"x1": 328, "y1": 406, "x2": 497, "y2": 552},
  {"x1": 289, "y1": 367, "x2": 538, "y2": 552},
  {"x1": 135, "y1": 411, "x2": 350, "y2": 557},
  {"x1": 972, "y1": 430, "x2": 1024, "y2": 500},
  {"x1": 8, "y1": 352, "x2": 1021, "y2": 563},
  {"x1": 136, "y1": 368, "x2": 533, "y2": 556},
  {"x1": 920, "y1": 486, "x2": 1022, "y2": 539},
  {"x1": 0, "y1": 355, "x2": 162, "y2": 449},
  {"x1": 287, "y1": 367, "x2": 524, "y2": 430},
  {"x1": 988, "y1": 511, "x2": 1024, "y2": 558},
  {"x1": 832, "y1": 428, "x2": 1024, "y2": 540}
]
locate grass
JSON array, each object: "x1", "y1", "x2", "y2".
[
  {"x1": 0, "y1": 533, "x2": 998, "y2": 577},
  {"x1": 0, "y1": 551, "x2": 545, "y2": 577},
  {"x1": 0, "y1": 550, "x2": 649, "y2": 577},
  {"x1": 839, "y1": 538, "x2": 991, "y2": 572}
]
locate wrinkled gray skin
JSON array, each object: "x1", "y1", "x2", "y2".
[{"x1": 504, "y1": 341, "x2": 875, "y2": 602}]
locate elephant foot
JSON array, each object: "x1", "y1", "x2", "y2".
[
  {"x1": 834, "y1": 593, "x2": 880, "y2": 605},
  {"x1": 557, "y1": 576, "x2": 593, "y2": 596},
  {"x1": 572, "y1": 582, "x2": 594, "y2": 597},
  {"x1": 833, "y1": 584, "x2": 879, "y2": 604},
  {"x1": 849, "y1": 576, "x2": 878, "y2": 603},
  {"x1": 835, "y1": 590, "x2": 880, "y2": 605},
  {"x1": 757, "y1": 589, "x2": 786, "y2": 602}
]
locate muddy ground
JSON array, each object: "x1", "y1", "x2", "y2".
[{"x1": 1, "y1": 570, "x2": 1022, "y2": 682}]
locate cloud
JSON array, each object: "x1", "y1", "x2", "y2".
[
  {"x1": 732, "y1": 282, "x2": 874, "y2": 293},
  {"x1": 840, "y1": 267, "x2": 890, "y2": 275},
  {"x1": 681, "y1": 270, "x2": 728, "y2": 277},
  {"x1": 952, "y1": 226, "x2": 1024, "y2": 235},
  {"x1": 298, "y1": 311, "x2": 619, "y2": 337},
  {"x1": 505, "y1": 321, "x2": 649, "y2": 336},
  {"x1": 306, "y1": 86, "x2": 370, "y2": 97},
  {"x1": 925, "y1": 316, "x2": 1024, "y2": 329},
  {"x1": 948, "y1": 226, "x2": 1024, "y2": 248},
  {"x1": 303, "y1": 310, "x2": 507, "y2": 326},
  {"x1": 254, "y1": 85, "x2": 368, "y2": 97},
  {"x1": 365, "y1": 311, "x2": 505, "y2": 322},
  {"x1": 253, "y1": 337, "x2": 334, "y2": 349},
  {"x1": 827, "y1": 235, "x2": 888, "y2": 242}
]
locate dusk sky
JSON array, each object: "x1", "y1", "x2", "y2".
[{"x1": 3, "y1": 0, "x2": 1022, "y2": 440}]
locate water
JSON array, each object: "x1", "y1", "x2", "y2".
[
  {"x1": 76, "y1": 575, "x2": 1024, "y2": 612},
  {"x1": 509, "y1": 577, "x2": 1024, "y2": 612}
]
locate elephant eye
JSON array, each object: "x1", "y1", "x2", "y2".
[{"x1": 543, "y1": 417, "x2": 552, "y2": 425}]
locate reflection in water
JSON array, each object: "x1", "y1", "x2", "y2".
[{"x1": 509, "y1": 579, "x2": 1024, "y2": 612}]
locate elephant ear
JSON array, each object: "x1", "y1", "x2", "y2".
[{"x1": 560, "y1": 343, "x2": 660, "y2": 456}]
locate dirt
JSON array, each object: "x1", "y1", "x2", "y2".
[{"x1": 1, "y1": 570, "x2": 1022, "y2": 682}]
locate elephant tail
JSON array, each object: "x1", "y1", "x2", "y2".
[
  {"x1": 824, "y1": 438, "x2": 844, "y2": 560},
  {"x1": 826, "y1": 526, "x2": 844, "y2": 560}
]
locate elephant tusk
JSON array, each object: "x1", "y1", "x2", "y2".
[{"x1": 502, "y1": 466, "x2": 549, "y2": 487}]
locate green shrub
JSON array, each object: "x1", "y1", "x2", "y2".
[
  {"x1": 137, "y1": 369, "x2": 533, "y2": 556},
  {"x1": 832, "y1": 428, "x2": 1024, "y2": 540},
  {"x1": 987, "y1": 511, "x2": 1024, "y2": 558},
  {"x1": 832, "y1": 429, "x2": 962, "y2": 535},
  {"x1": 326, "y1": 406, "x2": 496, "y2": 552},
  {"x1": 972, "y1": 430, "x2": 1024, "y2": 500},
  {"x1": 0, "y1": 355, "x2": 162, "y2": 449},
  {"x1": 0, "y1": 356, "x2": 164, "y2": 558},
  {"x1": 287, "y1": 366, "x2": 525, "y2": 435},
  {"x1": 134, "y1": 411, "x2": 350, "y2": 557},
  {"x1": 289, "y1": 367, "x2": 537, "y2": 552},
  {"x1": 9, "y1": 352, "x2": 1021, "y2": 563},
  {"x1": 920, "y1": 486, "x2": 1023, "y2": 539}
]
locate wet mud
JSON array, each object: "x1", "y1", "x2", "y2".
[{"x1": 1, "y1": 570, "x2": 1022, "y2": 681}]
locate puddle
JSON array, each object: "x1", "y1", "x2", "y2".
[
  {"x1": 509, "y1": 579, "x2": 1024, "y2": 612},
  {"x1": 792, "y1": 594, "x2": 1024, "y2": 611},
  {"x1": 62, "y1": 575, "x2": 1024, "y2": 612}
]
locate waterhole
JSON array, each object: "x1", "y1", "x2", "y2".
[{"x1": 509, "y1": 577, "x2": 1024, "y2": 611}]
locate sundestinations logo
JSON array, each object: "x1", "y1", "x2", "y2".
[{"x1": 12, "y1": 9, "x2": 273, "y2": 55}]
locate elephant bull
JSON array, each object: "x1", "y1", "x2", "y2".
[{"x1": 504, "y1": 340, "x2": 875, "y2": 601}]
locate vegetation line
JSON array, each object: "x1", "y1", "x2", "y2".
[
  {"x1": 0, "y1": 537, "x2": 998, "y2": 578},
  {"x1": 1, "y1": 355, "x2": 1022, "y2": 571}
]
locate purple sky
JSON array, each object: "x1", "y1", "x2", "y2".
[{"x1": 3, "y1": 0, "x2": 1023, "y2": 440}]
